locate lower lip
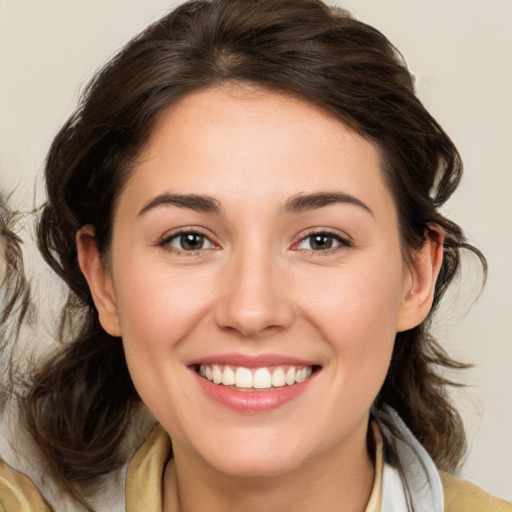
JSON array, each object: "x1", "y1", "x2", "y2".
[{"x1": 193, "y1": 370, "x2": 317, "y2": 412}]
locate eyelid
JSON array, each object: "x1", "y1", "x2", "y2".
[
  {"x1": 156, "y1": 226, "x2": 352, "y2": 255},
  {"x1": 158, "y1": 227, "x2": 219, "y2": 253},
  {"x1": 291, "y1": 228, "x2": 353, "y2": 252}
]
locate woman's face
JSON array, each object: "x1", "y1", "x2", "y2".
[{"x1": 84, "y1": 86, "x2": 428, "y2": 478}]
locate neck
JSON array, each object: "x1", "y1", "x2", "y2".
[{"x1": 163, "y1": 423, "x2": 375, "y2": 512}]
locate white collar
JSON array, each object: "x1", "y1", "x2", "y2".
[{"x1": 378, "y1": 407, "x2": 444, "y2": 512}]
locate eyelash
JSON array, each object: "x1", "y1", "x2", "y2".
[
  {"x1": 158, "y1": 228, "x2": 352, "y2": 255},
  {"x1": 293, "y1": 230, "x2": 352, "y2": 254},
  {"x1": 158, "y1": 228, "x2": 217, "y2": 255}
]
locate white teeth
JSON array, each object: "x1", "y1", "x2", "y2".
[
  {"x1": 198, "y1": 364, "x2": 314, "y2": 389},
  {"x1": 296, "y1": 367, "x2": 312, "y2": 382},
  {"x1": 212, "y1": 365, "x2": 223, "y2": 384},
  {"x1": 271, "y1": 367, "x2": 286, "y2": 387},
  {"x1": 222, "y1": 366, "x2": 236, "y2": 386},
  {"x1": 253, "y1": 368, "x2": 272, "y2": 389},
  {"x1": 296, "y1": 367, "x2": 311, "y2": 383},
  {"x1": 235, "y1": 367, "x2": 253, "y2": 388}
]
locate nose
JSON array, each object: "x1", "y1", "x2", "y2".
[{"x1": 213, "y1": 247, "x2": 295, "y2": 338}]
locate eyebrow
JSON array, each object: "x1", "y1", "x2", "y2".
[
  {"x1": 283, "y1": 192, "x2": 373, "y2": 216},
  {"x1": 138, "y1": 191, "x2": 372, "y2": 217},
  {"x1": 138, "y1": 193, "x2": 222, "y2": 216}
]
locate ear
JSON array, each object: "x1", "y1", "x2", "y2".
[
  {"x1": 396, "y1": 224, "x2": 444, "y2": 332},
  {"x1": 76, "y1": 226, "x2": 121, "y2": 337}
]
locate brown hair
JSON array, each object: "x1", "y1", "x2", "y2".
[
  {"x1": 1, "y1": 196, "x2": 33, "y2": 408},
  {"x1": 23, "y1": 0, "x2": 484, "y2": 505}
]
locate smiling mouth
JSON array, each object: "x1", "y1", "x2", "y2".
[{"x1": 195, "y1": 364, "x2": 320, "y2": 391}]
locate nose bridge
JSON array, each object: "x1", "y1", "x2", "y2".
[{"x1": 214, "y1": 238, "x2": 293, "y2": 337}]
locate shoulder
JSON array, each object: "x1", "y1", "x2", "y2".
[
  {"x1": 125, "y1": 423, "x2": 172, "y2": 512},
  {"x1": 440, "y1": 471, "x2": 512, "y2": 512},
  {"x1": 0, "y1": 456, "x2": 52, "y2": 512}
]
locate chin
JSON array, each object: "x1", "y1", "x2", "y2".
[
  {"x1": 207, "y1": 450, "x2": 304, "y2": 479},
  {"x1": 187, "y1": 428, "x2": 307, "y2": 478}
]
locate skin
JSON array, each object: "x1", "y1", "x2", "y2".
[{"x1": 78, "y1": 85, "x2": 443, "y2": 512}]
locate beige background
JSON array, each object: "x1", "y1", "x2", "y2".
[{"x1": 1, "y1": 0, "x2": 511, "y2": 500}]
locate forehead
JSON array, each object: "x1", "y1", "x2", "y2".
[
  {"x1": 143, "y1": 84, "x2": 376, "y2": 167},
  {"x1": 120, "y1": 85, "x2": 395, "y2": 219}
]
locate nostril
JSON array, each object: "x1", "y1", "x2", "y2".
[{"x1": 214, "y1": 302, "x2": 295, "y2": 338}]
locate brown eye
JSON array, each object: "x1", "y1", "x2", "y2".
[
  {"x1": 180, "y1": 233, "x2": 205, "y2": 250},
  {"x1": 296, "y1": 232, "x2": 350, "y2": 251},
  {"x1": 162, "y1": 231, "x2": 215, "y2": 252},
  {"x1": 310, "y1": 234, "x2": 334, "y2": 250}
]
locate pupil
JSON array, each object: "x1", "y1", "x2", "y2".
[
  {"x1": 181, "y1": 233, "x2": 203, "y2": 250},
  {"x1": 312, "y1": 234, "x2": 332, "y2": 250}
]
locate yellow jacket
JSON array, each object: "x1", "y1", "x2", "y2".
[{"x1": 1, "y1": 423, "x2": 511, "y2": 512}]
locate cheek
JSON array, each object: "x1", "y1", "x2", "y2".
[
  {"x1": 115, "y1": 269, "x2": 212, "y2": 346},
  {"x1": 299, "y1": 259, "x2": 405, "y2": 335},
  {"x1": 296, "y1": 258, "x2": 404, "y2": 382},
  {"x1": 112, "y1": 266, "x2": 216, "y2": 427}
]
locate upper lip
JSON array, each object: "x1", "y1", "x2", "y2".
[{"x1": 188, "y1": 353, "x2": 320, "y2": 368}]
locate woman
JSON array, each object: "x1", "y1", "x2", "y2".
[{"x1": 0, "y1": 0, "x2": 509, "y2": 510}]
